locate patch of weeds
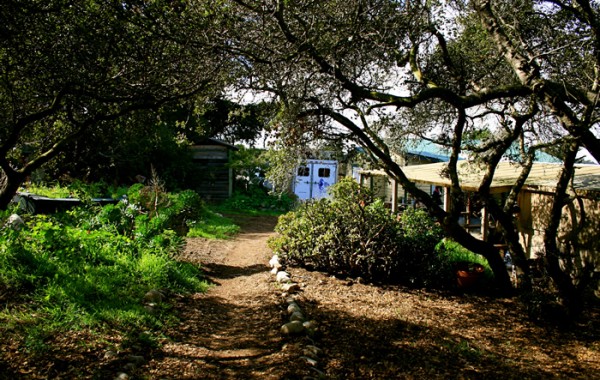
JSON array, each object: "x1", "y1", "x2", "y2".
[
  {"x1": 24, "y1": 326, "x2": 52, "y2": 356},
  {"x1": 216, "y1": 187, "x2": 296, "y2": 215},
  {"x1": 434, "y1": 239, "x2": 495, "y2": 288},
  {"x1": 187, "y1": 209, "x2": 240, "y2": 239},
  {"x1": 0, "y1": 183, "x2": 213, "y2": 356},
  {"x1": 444, "y1": 338, "x2": 484, "y2": 361}
]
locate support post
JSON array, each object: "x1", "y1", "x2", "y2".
[{"x1": 391, "y1": 179, "x2": 398, "y2": 213}]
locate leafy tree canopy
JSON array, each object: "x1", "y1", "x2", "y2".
[
  {"x1": 191, "y1": 0, "x2": 600, "y2": 313},
  {"x1": 0, "y1": 0, "x2": 236, "y2": 205}
]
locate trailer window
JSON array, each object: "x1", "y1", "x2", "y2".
[
  {"x1": 297, "y1": 167, "x2": 310, "y2": 177},
  {"x1": 318, "y1": 168, "x2": 331, "y2": 177}
]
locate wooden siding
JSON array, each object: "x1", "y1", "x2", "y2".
[
  {"x1": 189, "y1": 142, "x2": 235, "y2": 201},
  {"x1": 527, "y1": 192, "x2": 600, "y2": 269}
]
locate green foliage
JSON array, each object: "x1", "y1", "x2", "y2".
[
  {"x1": 269, "y1": 178, "x2": 444, "y2": 285},
  {"x1": 0, "y1": 183, "x2": 237, "y2": 354},
  {"x1": 434, "y1": 239, "x2": 494, "y2": 288},
  {"x1": 187, "y1": 209, "x2": 241, "y2": 239},
  {"x1": 21, "y1": 180, "x2": 129, "y2": 201},
  {"x1": 262, "y1": 146, "x2": 304, "y2": 195},
  {"x1": 218, "y1": 187, "x2": 296, "y2": 215}
]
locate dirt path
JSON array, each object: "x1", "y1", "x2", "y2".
[
  {"x1": 146, "y1": 215, "x2": 309, "y2": 379},
  {"x1": 143, "y1": 214, "x2": 599, "y2": 379}
]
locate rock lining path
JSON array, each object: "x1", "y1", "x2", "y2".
[{"x1": 145, "y1": 215, "x2": 311, "y2": 379}]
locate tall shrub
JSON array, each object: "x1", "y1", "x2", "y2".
[{"x1": 269, "y1": 178, "x2": 444, "y2": 285}]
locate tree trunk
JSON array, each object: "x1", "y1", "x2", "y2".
[
  {"x1": 0, "y1": 169, "x2": 26, "y2": 211},
  {"x1": 444, "y1": 221, "x2": 513, "y2": 295},
  {"x1": 543, "y1": 142, "x2": 585, "y2": 318}
]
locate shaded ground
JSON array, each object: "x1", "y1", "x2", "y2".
[
  {"x1": 145, "y1": 214, "x2": 310, "y2": 379},
  {"x1": 148, "y1": 214, "x2": 600, "y2": 379},
  {"x1": 1, "y1": 214, "x2": 599, "y2": 379}
]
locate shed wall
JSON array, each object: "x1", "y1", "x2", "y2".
[{"x1": 527, "y1": 192, "x2": 600, "y2": 269}]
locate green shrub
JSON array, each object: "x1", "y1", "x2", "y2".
[
  {"x1": 218, "y1": 186, "x2": 296, "y2": 214},
  {"x1": 0, "y1": 184, "x2": 216, "y2": 352},
  {"x1": 433, "y1": 239, "x2": 494, "y2": 288},
  {"x1": 269, "y1": 178, "x2": 444, "y2": 285}
]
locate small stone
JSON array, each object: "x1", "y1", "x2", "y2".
[
  {"x1": 281, "y1": 321, "x2": 305, "y2": 335},
  {"x1": 289, "y1": 311, "x2": 305, "y2": 322},
  {"x1": 123, "y1": 363, "x2": 136, "y2": 372},
  {"x1": 300, "y1": 356, "x2": 318, "y2": 366},
  {"x1": 285, "y1": 296, "x2": 296, "y2": 304},
  {"x1": 282, "y1": 283, "x2": 300, "y2": 293},
  {"x1": 125, "y1": 355, "x2": 145, "y2": 366},
  {"x1": 276, "y1": 271, "x2": 291, "y2": 283},
  {"x1": 303, "y1": 320, "x2": 318, "y2": 336},
  {"x1": 144, "y1": 305, "x2": 157, "y2": 314},
  {"x1": 5, "y1": 214, "x2": 24, "y2": 230},
  {"x1": 269, "y1": 255, "x2": 280, "y2": 268},
  {"x1": 103, "y1": 350, "x2": 118, "y2": 359},
  {"x1": 304, "y1": 345, "x2": 323, "y2": 358},
  {"x1": 287, "y1": 302, "x2": 301, "y2": 315},
  {"x1": 143, "y1": 289, "x2": 164, "y2": 304},
  {"x1": 115, "y1": 373, "x2": 129, "y2": 380}
]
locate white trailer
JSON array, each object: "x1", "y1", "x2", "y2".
[{"x1": 293, "y1": 159, "x2": 338, "y2": 200}]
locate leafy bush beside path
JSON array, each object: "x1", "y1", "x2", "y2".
[
  {"x1": 0, "y1": 184, "x2": 224, "y2": 355},
  {"x1": 269, "y1": 179, "x2": 446, "y2": 286}
]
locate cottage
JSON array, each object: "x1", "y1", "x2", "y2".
[{"x1": 362, "y1": 160, "x2": 600, "y2": 269}]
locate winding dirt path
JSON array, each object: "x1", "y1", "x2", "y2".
[
  {"x1": 142, "y1": 214, "x2": 600, "y2": 379},
  {"x1": 145, "y1": 215, "x2": 308, "y2": 379}
]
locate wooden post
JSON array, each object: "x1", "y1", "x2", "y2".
[
  {"x1": 391, "y1": 179, "x2": 398, "y2": 213},
  {"x1": 443, "y1": 187, "x2": 451, "y2": 212},
  {"x1": 481, "y1": 207, "x2": 489, "y2": 241}
]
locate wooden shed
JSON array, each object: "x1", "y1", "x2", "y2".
[{"x1": 189, "y1": 139, "x2": 237, "y2": 202}]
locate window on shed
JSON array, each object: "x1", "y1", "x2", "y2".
[
  {"x1": 318, "y1": 168, "x2": 331, "y2": 178},
  {"x1": 297, "y1": 166, "x2": 310, "y2": 177}
]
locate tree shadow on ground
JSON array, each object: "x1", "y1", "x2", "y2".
[
  {"x1": 202, "y1": 263, "x2": 269, "y2": 282},
  {"x1": 300, "y1": 293, "x2": 599, "y2": 379},
  {"x1": 136, "y1": 292, "x2": 311, "y2": 379}
]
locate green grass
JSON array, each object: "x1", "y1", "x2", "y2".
[
  {"x1": 0, "y1": 189, "x2": 214, "y2": 355},
  {"x1": 19, "y1": 181, "x2": 130, "y2": 202},
  {"x1": 187, "y1": 209, "x2": 241, "y2": 239},
  {"x1": 213, "y1": 188, "x2": 296, "y2": 216},
  {"x1": 0, "y1": 218, "x2": 209, "y2": 333},
  {"x1": 20, "y1": 183, "x2": 72, "y2": 198},
  {"x1": 435, "y1": 239, "x2": 495, "y2": 282}
]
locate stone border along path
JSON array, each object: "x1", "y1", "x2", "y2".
[
  {"x1": 110, "y1": 215, "x2": 329, "y2": 379},
  {"x1": 269, "y1": 254, "x2": 326, "y2": 378}
]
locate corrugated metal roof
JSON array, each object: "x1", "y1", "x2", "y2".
[
  {"x1": 400, "y1": 140, "x2": 560, "y2": 163},
  {"x1": 361, "y1": 161, "x2": 600, "y2": 194}
]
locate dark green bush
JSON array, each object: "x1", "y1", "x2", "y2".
[
  {"x1": 219, "y1": 186, "x2": 296, "y2": 214},
  {"x1": 269, "y1": 178, "x2": 444, "y2": 285},
  {"x1": 0, "y1": 185, "x2": 212, "y2": 346}
]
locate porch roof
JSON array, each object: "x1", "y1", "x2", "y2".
[{"x1": 360, "y1": 161, "x2": 600, "y2": 194}]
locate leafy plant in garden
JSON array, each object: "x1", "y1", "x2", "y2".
[
  {"x1": 218, "y1": 187, "x2": 296, "y2": 215},
  {"x1": 433, "y1": 239, "x2": 494, "y2": 289},
  {"x1": 0, "y1": 183, "x2": 242, "y2": 356},
  {"x1": 269, "y1": 178, "x2": 445, "y2": 285}
]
